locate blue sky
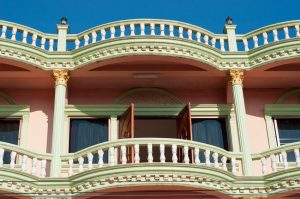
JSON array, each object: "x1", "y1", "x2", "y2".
[{"x1": 1, "y1": 0, "x2": 300, "y2": 34}]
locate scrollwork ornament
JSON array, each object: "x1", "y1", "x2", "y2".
[
  {"x1": 52, "y1": 70, "x2": 70, "y2": 86},
  {"x1": 228, "y1": 70, "x2": 245, "y2": 85}
]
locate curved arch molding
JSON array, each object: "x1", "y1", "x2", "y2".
[
  {"x1": 0, "y1": 91, "x2": 16, "y2": 105},
  {"x1": 276, "y1": 88, "x2": 300, "y2": 104}
]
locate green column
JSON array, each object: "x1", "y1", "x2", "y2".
[
  {"x1": 51, "y1": 70, "x2": 70, "y2": 177},
  {"x1": 229, "y1": 70, "x2": 252, "y2": 176}
]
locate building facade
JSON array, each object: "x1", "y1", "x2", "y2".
[{"x1": 0, "y1": 18, "x2": 300, "y2": 198}]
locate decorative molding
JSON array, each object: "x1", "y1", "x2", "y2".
[
  {"x1": 52, "y1": 70, "x2": 70, "y2": 86},
  {"x1": 0, "y1": 91, "x2": 16, "y2": 105},
  {"x1": 228, "y1": 70, "x2": 245, "y2": 85},
  {"x1": 276, "y1": 88, "x2": 300, "y2": 104}
]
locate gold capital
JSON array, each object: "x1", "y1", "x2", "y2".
[
  {"x1": 52, "y1": 70, "x2": 70, "y2": 86},
  {"x1": 228, "y1": 70, "x2": 245, "y2": 85}
]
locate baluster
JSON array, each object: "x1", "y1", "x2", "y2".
[
  {"x1": 68, "y1": 159, "x2": 73, "y2": 176},
  {"x1": 147, "y1": 144, "x2": 153, "y2": 163},
  {"x1": 11, "y1": 27, "x2": 17, "y2": 40},
  {"x1": 295, "y1": 25, "x2": 300, "y2": 37},
  {"x1": 87, "y1": 153, "x2": 93, "y2": 170},
  {"x1": 109, "y1": 147, "x2": 115, "y2": 166},
  {"x1": 263, "y1": 32, "x2": 268, "y2": 45},
  {"x1": 140, "y1": 23, "x2": 145, "y2": 36},
  {"x1": 273, "y1": 29, "x2": 278, "y2": 41},
  {"x1": 183, "y1": 146, "x2": 189, "y2": 164},
  {"x1": 204, "y1": 35, "x2": 209, "y2": 45},
  {"x1": 221, "y1": 156, "x2": 227, "y2": 171},
  {"x1": 21, "y1": 155, "x2": 28, "y2": 172},
  {"x1": 196, "y1": 32, "x2": 201, "y2": 42},
  {"x1": 253, "y1": 36, "x2": 258, "y2": 48},
  {"x1": 130, "y1": 24, "x2": 135, "y2": 36},
  {"x1": 270, "y1": 154, "x2": 277, "y2": 172},
  {"x1": 120, "y1": 25, "x2": 125, "y2": 37},
  {"x1": 10, "y1": 151, "x2": 16, "y2": 169},
  {"x1": 204, "y1": 150, "x2": 210, "y2": 166},
  {"x1": 212, "y1": 152, "x2": 218, "y2": 168},
  {"x1": 1, "y1": 25, "x2": 7, "y2": 38},
  {"x1": 92, "y1": 31, "x2": 97, "y2": 43},
  {"x1": 32, "y1": 34, "x2": 37, "y2": 46},
  {"x1": 49, "y1": 39, "x2": 54, "y2": 52},
  {"x1": 22, "y1": 30, "x2": 28, "y2": 43},
  {"x1": 101, "y1": 29, "x2": 106, "y2": 41},
  {"x1": 110, "y1": 27, "x2": 115, "y2": 38},
  {"x1": 75, "y1": 38, "x2": 80, "y2": 49},
  {"x1": 231, "y1": 157, "x2": 237, "y2": 175},
  {"x1": 243, "y1": 39, "x2": 249, "y2": 51},
  {"x1": 78, "y1": 157, "x2": 84, "y2": 172},
  {"x1": 84, "y1": 34, "x2": 89, "y2": 46},
  {"x1": 178, "y1": 27, "x2": 183, "y2": 38},
  {"x1": 121, "y1": 146, "x2": 127, "y2": 164},
  {"x1": 160, "y1": 24, "x2": 165, "y2": 36},
  {"x1": 281, "y1": 151, "x2": 288, "y2": 169},
  {"x1": 160, "y1": 144, "x2": 166, "y2": 163},
  {"x1": 220, "y1": 38, "x2": 225, "y2": 51},
  {"x1": 294, "y1": 149, "x2": 300, "y2": 167},
  {"x1": 150, "y1": 23, "x2": 155, "y2": 36},
  {"x1": 41, "y1": 160, "x2": 46, "y2": 177},
  {"x1": 0, "y1": 148, "x2": 4, "y2": 167},
  {"x1": 169, "y1": 25, "x2": 174, "y2": 37},
  {"x1": 41, "y1": 37, "x2": 46, "y2": 50},
  {"x1": 211, "y1": 38, "x2": 216, "y2": 48},
  {"x1": 172, "y1": 144, "x2": 178, "y2": 163},
  {"x1": 134, "y1": 144, "x2": 140, "y2": 163},
  {"x1": 261, "y1": 157, "x2": 267, "y2": 175},
  {"x1": 194, "y1": 147, "x2": 200, "y2": 164},
  {"x1": 187, "y1": 29, "x2": 192, "y2": 40},
  {"x1": 98, "y1": 149, "x2": 104, "y2": 167},
  {"x1": 31, "y1": 158, "x2": 37, "y2": 175},
  {"x1": 283, "y1": 27, "x2": 289, "y2": 39}
]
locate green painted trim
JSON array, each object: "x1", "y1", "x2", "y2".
[
  {"x1": 0, "y1": 91, "x2": 16, "y2": 105},
  {"x1": 276, "y1": 88, "x2": 300, "y2": 104}
]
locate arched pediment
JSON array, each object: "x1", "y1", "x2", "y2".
[
  {"x1": 0, "y1": 91, "x2": 16, "y2": 105},
  {"x1": 276, "y1": 88, "x2": 300, "y2": 104}
]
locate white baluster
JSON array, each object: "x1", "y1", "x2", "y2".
[
  {"x1": 134, "y1": 144, "x2": 140, "y2": 163},
  {"x1": 150, "y1": 23, "x2": 155, "y2": 36},
  {"x1": 187, "y1": 29, "x2": 192, "y2": 40},
  {"x1": 0, "y1": 148, "x2": 4, "y2": 167},
  {"x1": 243, "y1": 38, "x2": 249, "y2": 51},
  {"x1": 194, "y1": 147, "x2": 200, "y2": 164},
  {"x1": 121, "y1": 145, "x2": 127, "y2": 164},
  {"x1": 178, "y1": 27, "x2": 183, "y2": 38},
  {"x1": 101, "y1": 29, "x2": 106, "y2": 41},
  {"x1": 21, "y1": 155, "x2": 28, "y2": 172},
  {"x1": 220, "y1": 38, "x2": 225, "y2": 51},
  {"x1": 253, "y1": 36, "x2": 258, "y2": 48},
  {"x1": 204, "y1": 35, "x2": 209, "y2": 45},
  {"x1": 212, "y1": 152, "x2": 218, "y2": 168},
  {"x1": 49, "y1": 39, "x2": 54, "y2": 52},
  {"x1": 295, "y1": 25, "x2": 300, "y2": 37},
  {"x1": 183, "y1": 146, "x2": 189, "y2": 164},
  {"x1": 1, "y1": 25, "x2": 7, "y2": 38},
  {"x1": 261, "y1": 157, "x2": 267, "y2": 175},
  {"x1": 196, "y1": 32, "x2": 201, "y2": 42},
  {"x1": 31, "y1": 158, "x2": 37, "y2": 175},
  {"x1": 211, "y1": 38, "x2": 216, "y2": 47},
  {"x1": 75, "y1": 38, "x2": 80, "y2": 49},
  {"x1": 11, "y1": 27, "x2": 17, "y2": 40},
  {"x1": 68, "y1": 159, "x2": 73, "y2": 176},
  {"x1": 281, "y1": 151, "x2": 288, "y2": 169},
  {"x1": 41, "y1": 160, "x2": 46, "y2": 177},
  {"x1": 10, "y1": 151, "x2": 16, "y2": 169},
  {"x1": 273, "y1": 29, "x2": 278, "y2": 41},
  {"x1": 130, "y1": 24, "x2": 135, "y2": 36},
  {"x1": 283, "y1": 27, "x2": 289, "y2": 39},
  {"x1": 160, "y1": 24, "x2": 165, "y2": 36},
  {"x1": 32, "y1": 34, "x2": 37, "y2": 46},
  {"x1": 169, "y1": 25, "x2": 174, "y2": 37},
  {"x1": 109, "y1": 147, "x2": 115, "y2": 166},
  {"x1": 172, "y1": 144, "x2": 178, "y2": 163},
  {"x1": 204, "y1": 150, "x2": 210, "y2": 166},
  {"x1": 294, "y1": 149, "x2": 300, "y2": 167},
  {"x1": 41, "y1": 37, "x2": 46, "y2": 50},
  {"x1": 147, "y1": 144, "x2": 153, "y2": 163},
  {"x1": 78, "y1": 157, "x2": 84, "y2": 172},
  {"x1": 87, "y1": 153, "x2": 93, "y2": 170},
  {"x1": 221, "y1": 156, "x2": 227, "y2": 171},
  {"x1": 160, "y1": 144, "x2": 166, "y2": 163},
  {"x1": 120, "y1": 25, "x2": 125, "y2": 37},
  {"x1": 263, "y1": 32, "x2": 268, "y2": 45},
  {"x1": 84, "y1": 34, "x2": 89, "y2": 46},
  {"x1": 231, "y1": 157, "x2": 237, "y2": 175},
  {"x1": 98, "y1": 149, "x2": 104, "y2": 167},
  {"x1": 110, "y1": 27, "x2": 115, "y2": 38},
  {"x1": 270, "y1": 154, "x2": 277, "y2": 172},
  {"x1": 92, "y1": 31, "x2": 97, "y2": 43},
  {"x1": 22, "y1": 30, "x2": 28, "y2": 43},
  {"x1": 140, "y1": 23, "x2": 145, "y2": 36}
]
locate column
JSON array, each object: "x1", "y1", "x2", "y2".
[
  {"x1": 228, "y1": 70, "x2": 252, "y2": 176},
  {"x1": 51, "y1": 70, "x2": 70, "y2": 177}
]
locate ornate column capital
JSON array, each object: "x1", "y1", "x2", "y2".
[
  {"x1": 52, "y1": 70, "x2": 70, "y2": 86},
  {"x1": 228, "y1": 69, "x2": 245, "y2": 85}
]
